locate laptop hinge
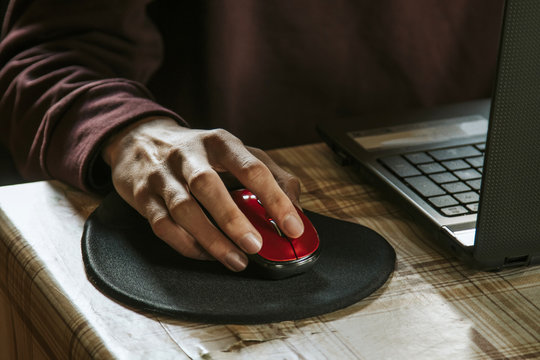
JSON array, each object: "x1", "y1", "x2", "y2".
[{"x1": 442, "y1": 226, "x2": 475, "y2": 247}]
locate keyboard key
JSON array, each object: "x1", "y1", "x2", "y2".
[
  {"x1": 429, "y1": 195, "x2": 458, "y2": 208},
  {"x1": 441, "y1": 205, "x2": 469, "y2": 216},
  {"x1": 429, "y1": 172, "x2": 458, "y2": 184},
  {"x1": 466, "y1": 179, "x2": 482, "y2": 190},
  {"x1": 441, "y1": 159, "x2": 470, "y2": 171},
  {"x1": 466, "y1": 203, "x2": 479, "y2": 212},
  {"x1": 441, "y1": 181, "x2": 471, "y2": 193},
  {"x1": 454, "y1": 168, "x2": 482, "y2": 180},
  {"x1": 466, "y1": 156, "x2": 484, "y2": 168},
  {"x1": 380, "y1": 156, "x2": 421, "y2": 177},
  {"x1": 405, "y1": 176, "x2": 445, "y2": 197},
  {"x1": 418, "y1": 162, "x2": 446, "y2": 174},
  {"x1": 428, "y1": 146, "x2": 482, "y2": 161},
  {"x1": 404, "y1": 152, "x2": 433, "y2": 164},
  {"x1": 453, "y1": 191, "x2": 480, "y2": 204}
]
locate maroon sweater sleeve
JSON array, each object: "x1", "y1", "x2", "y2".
[{"x1": 0, "y1": 0, "x2": 187, "y2": 192}]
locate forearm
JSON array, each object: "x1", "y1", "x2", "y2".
[
  {"x1": 0, "y1": 0, "x2": 186, "y2": 191},
  {"x1": 0, "y1": 0, "x2": 305, "y2": 273}
]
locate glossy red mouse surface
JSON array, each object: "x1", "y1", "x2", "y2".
[{"x1": 230, "y1": 189, "x2": 320, "y2": 279}]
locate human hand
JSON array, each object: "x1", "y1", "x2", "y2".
[{"x1": 102, "y1": 117, "x2": 304, "y2": 272}]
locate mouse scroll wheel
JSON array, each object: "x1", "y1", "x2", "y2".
[{"x1": 268, "y1": 219, "x2": 285, "y2": 238}]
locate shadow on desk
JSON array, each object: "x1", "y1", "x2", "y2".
[{"x1": 0, "y1": 145, "x2": 25, "y2": 187}]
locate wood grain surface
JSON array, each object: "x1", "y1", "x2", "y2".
[{"x1": 0, "y1": 143, "x2": 538, "y2": 359}]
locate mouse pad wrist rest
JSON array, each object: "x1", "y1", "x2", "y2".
[{"x1": 82, "y1": 191, "x2": 396, "y2": 324}]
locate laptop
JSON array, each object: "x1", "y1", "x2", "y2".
[{"x1": 317, "y1": 0, "x2": 540, "y2": 270}]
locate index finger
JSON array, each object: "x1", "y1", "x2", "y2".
[
  {"x1": 217, "y1": 144, "x2": 305, "y2": 239},
  {"x1": 181, "y1": 160, "x2": 264, "y2": 255}
]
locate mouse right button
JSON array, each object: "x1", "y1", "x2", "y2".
[{"x1": 290, "y1": 214, "x2": 320, "y2": 258}]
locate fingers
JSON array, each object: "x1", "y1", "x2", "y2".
[
  {"x1": 136, "y1": 182, "x2": 253, "y2": 272},
  {"x1": 180, "y1": 163, "x2": 263, "y2": 254},
  {"x1": 149, "y1": 210, "x2": 212, "y2": 260},
  {"x1": 207, "y1": 135, "x2": 304, "y2": 239},
  {"x1": 163, "y1": 190, "x2": 250, "y2": 272},
  {"x1": 108, "y1": 122, "x2": 304, "y2": 273},
  {"x1": 247, "y1": 146, "x2": 302, "y2": 208},
  {"x1": 124, "y1": 188, "x2": 212, "y2": 260}
]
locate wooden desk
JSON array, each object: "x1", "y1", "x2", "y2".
[{"x1": 0, "y1": 143, "x2": 539, "y2": 359}]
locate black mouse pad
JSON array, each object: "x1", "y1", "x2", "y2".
[{"x1": 82, "y1": 191, "x2": 396, "y2": 324}]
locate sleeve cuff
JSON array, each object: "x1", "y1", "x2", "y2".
[{"x1": 44, "y1": 79, "x2": 188, "y2": 193}]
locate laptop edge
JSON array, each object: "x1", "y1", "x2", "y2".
[{"x1": 317, "y1": 0, "x2": 540, "y2": 271}]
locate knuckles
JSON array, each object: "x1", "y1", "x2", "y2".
[
  {"x1": 237, "y1": 158, "x2": 270, "y2": 183},
  {"x1": 283, "y1": 175, "x2": 301, "y2": 194},
  {"x1": 186, "y1": 168, "x2": 220, "y2": 193},
  {"x1": 201, "y1": 128, "x2": 242, "y2": 150},
  {"x1": 204, "y1": 128, "x2": 235, "y2": 142},
  {"x1": 149, "y1": 216, "x2": 172, "y2": 240},
  {"x1": 217, "y1": 210, "x2": 246, "y2": 233},
  {"x1": 167, "y1": 195, "x2": 195, "y2": 217}
]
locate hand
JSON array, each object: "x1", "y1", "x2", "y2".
[{"x1": 102, "y1": 117, "x2": 304, "y2": 272}]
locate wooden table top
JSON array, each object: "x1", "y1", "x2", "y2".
[{"x1": 0, "y1": 143, "x2": 539, "y2": 359}]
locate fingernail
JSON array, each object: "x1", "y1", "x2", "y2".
[
  {"x1": 240, "y1": 233, "x2": 262, "y2": 253},
  {"x1": 224, "y1": 252, "x2": 248, "y2": 271},
  {"x1": 283, "y1": 213, "x2": 304, "y2": 238}
]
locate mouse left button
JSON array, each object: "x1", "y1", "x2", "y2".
[{"x1": 258, "y1": 237, "x2": 296, "y2": 262}]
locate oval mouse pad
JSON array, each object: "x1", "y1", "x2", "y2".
[{"x1": 82, "y1": 191, "x2": 395, "y2": 324}]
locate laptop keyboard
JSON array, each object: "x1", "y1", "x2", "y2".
[{"x1": 379, "y1": 143, "x2": 485, "y2": 217}]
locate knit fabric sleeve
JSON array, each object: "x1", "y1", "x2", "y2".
[{"x1": 0, "y1": 0, "x2": 187, "y2": 192}]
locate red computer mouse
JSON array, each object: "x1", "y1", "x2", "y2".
[{"x1": 230, "y1": 189, "x2": 320, "y2": 279}]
